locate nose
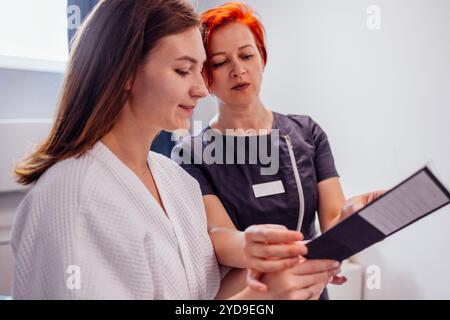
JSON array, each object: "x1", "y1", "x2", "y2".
[
  {"x1": 190, "y1": 74, "x2": 209, "y2": 99},
  {"x1": 231, "y1": 61, "x2": 246, "y2": 78}
]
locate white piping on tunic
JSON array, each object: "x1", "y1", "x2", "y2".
[{"x1": 284, "y1": 135, "x2": 305, "y2": 232}]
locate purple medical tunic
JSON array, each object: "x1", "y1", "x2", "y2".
[{"x1": 172, "y1": 112, "x2": 339, "y2": 241}]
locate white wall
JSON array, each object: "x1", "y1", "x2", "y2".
[
  {"x1": 197, "y1": 0, "x2": 450, "y2": 299},
  {"x1": 0, "y1": 66, "x2": 63, "y2": 296},
  {"x1": 0, "y1": 192, "x2": 24, "y2": 295}
]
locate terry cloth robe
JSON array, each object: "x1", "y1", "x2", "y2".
[{"x1": 11, "y1": 142, "x2": 220, "y2": 299}]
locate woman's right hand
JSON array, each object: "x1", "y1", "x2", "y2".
[
  {"x1": 242, "y1": 224, "x2": 307, "y2": 291},
  {"x1": 258, "y1": 259, "x2": 341, "y2": 300}
]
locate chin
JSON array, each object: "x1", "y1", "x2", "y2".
[
  {"x1": 167, "y1": 120, "x2": 191, "y2": 132},
  {"x1": 229, "y1": 97, "x2": 254, "y2": 107},
  {"x1": 226, "y1": 92, "x2": 257, "y2": 106}
]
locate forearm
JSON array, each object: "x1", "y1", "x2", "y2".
[
  {"x1": 214, "y1": 268, "x2": 247, "y2": 299},
  {"x1": 210, "y1": 227, "x2": 246, "y2": 268},
  {"x1": 215, "y1": 268, "x2": 266, "y2": 300},
  {"x1": 320, "y1": 210, "x2": 342, "y2": 233}
]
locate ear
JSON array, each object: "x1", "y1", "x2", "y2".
[
  {"x1": 124, "y1": 79, "x2": 132, "y2": 91},
  {"x1": 124, "y1": 75, "x2": 134, "y2": 91}
]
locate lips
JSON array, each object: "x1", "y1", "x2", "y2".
[
  {"x1": 178, "y1": 105, "x2": 195, "y2": 110},
  {"x1": 231, "y1": 82, "x2": 250, "y2": 90},
  {"x1": 178, "y1": 105, "x2": 196, "y2": 115}
]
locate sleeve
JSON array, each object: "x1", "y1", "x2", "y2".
[
  {"x1": 309, "y1": 117, "x2": 340, "y2": 182},
  {"x1": 171, "y1": 137, "x2": 217, "y2": 196}
]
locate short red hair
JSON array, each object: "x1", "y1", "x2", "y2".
[{"x1": 200, "y1": 2, "x2": 267, "y2": 88}]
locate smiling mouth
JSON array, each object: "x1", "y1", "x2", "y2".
[
  {"x1": 232, "y1": 83, "x2": 250, "y2": 90},
  {"x1": 178, "y1": 105, "x2": 195, "y2": 111}
]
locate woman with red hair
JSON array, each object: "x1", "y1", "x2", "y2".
[{"x1": 173, "y1": 2, "x2": 384, "y2": 300}]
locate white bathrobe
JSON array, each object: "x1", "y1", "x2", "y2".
[{"x1": 11, "y1": 142, "x2": 220, "y2": 299}]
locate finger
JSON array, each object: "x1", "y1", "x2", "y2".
[
  {"x1": 307, "y1": 282, "x2": 326, "y2": 300},
  {"x1": 342, "y1": 199, "x2": 365, "y2": 216},
  {"x1": 248, "y1": 242, "x2": 308, "y2": 259},
  {"x1": 298, "y1": 240, "x2": 311, "y2": 246},
  {"x1": 352, "y1": 202, "x2": 365, "y2": 212},
  {"x1": 258, "y1": 224, "x2": 288, "y2": 230},
  {"x1": 330, "y1": 275, "x2": 348, "y2": 285},
  {"x1": 291, "y1": 268, "x2": 339, "y2": 290},
  {"x1": 251, "y1": 256, "x2": 300, "y2": 273},
  {"x1": 245, "y1": 227, "x2": 303, "y2": 244},
  {"x1": 292, "y1": 259, "x2": 341, "y2": 275},
  {"x1": 245, "y1": 224, "x2": 287, "y2": 233},
  {"x1": 290, "y1": 282, "x2": 325, "y2": 300},
  {"x1": 367, "y1": 190, "x2": 386, "y2": 203},
  {"x1": 346, "y1": 202, "x2": 365, "y2": 216},
  {"x1": 247, "y1": 270, "x2": 267, "y2": 292}
]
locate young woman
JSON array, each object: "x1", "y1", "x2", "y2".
[
  {"x1": 11, "y1": 0, "x2": 340, "y2": 300},
  {"x1": 172, "y1": 2, "x2": 384, "y2": 298}
]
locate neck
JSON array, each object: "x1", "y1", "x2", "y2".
[
  {"x1": 101, "y1": 102, "x2": 160, "y2": 173},
  {"x1": 214, "y1": 97, "x2": 273, "y2": 132}
]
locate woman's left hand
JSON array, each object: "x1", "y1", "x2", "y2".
[
  {"x1": 340, "y1": 189, "x2": 386, "y2": 221},
  {"x1": 327, "y1": 189, "x2": 386, "y2": 286}
]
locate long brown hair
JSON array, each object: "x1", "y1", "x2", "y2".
[{"x1": 15, "y1": 0, "x2": 200, "y2": 185}]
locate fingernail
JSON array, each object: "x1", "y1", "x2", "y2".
[{"x1": 332, "y1": 261, "x2": 340, "y2": 268}]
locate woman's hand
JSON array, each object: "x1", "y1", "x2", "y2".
[
  {"x1": 258, "y1": 258, "x2": 342, "y2": 300},
  {"x1": 242, "y1": 224, "x2": 306, "y2": 291},
  {"x1": 324, "y1": 189, "x2": 386, "y2": 285},
  {"x1": 341, "y1": 190, "x2": 386, "y2": 221},
  {"x1": 322, "y1": 190, "x2": 386, "y2": 285}
]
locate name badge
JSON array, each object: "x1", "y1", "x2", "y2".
[{"x1": 252, "y1": 180, "x2": 285, "y2": 198}]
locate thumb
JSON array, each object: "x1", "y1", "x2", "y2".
[{"x1": 247, "y1": 269, "x2": 267, "y2": 292}]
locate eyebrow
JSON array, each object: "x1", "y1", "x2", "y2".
[
  {"x1": 210, "y1": 44, "x2": 255, "y2": 58},
  {"x1": 175, "y1": 56, "x2": 205, "y2": 65}
]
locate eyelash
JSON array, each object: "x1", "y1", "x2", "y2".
[
  {"x1": 212, "y1": 61, "x2": 226, "y2": 68},
  {"x1": 176, "y1": 69, "x2": 190, "y2": 77},
  {"x1": 212, "y1": 55, "x2": 254, "y2": 69}
]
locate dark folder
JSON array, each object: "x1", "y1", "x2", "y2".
[{"x1": 306, "y1": 166, "x2": 450, "y2": 261}]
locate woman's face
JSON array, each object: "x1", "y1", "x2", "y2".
[
  {"x1": 127, "y1": 26, "x2": 208, "y2": 132},
  {"x1": 208, "y1": 22, "x2": 265, "y2": 107}
]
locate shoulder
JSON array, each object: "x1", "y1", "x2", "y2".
[
  {"x1": 12, "y1": 152, "x2": 102, "y2": 246},
  {"x1": 20, "y1": 147, "x2": 118, "y2": 215},
  {"x1": 283, "y1": 113, "x2": 316, "y2": 130},
  {"x1": 29, "y1": 153, "x2": 95, "y2": 201},
  {"x1": 283, "y1": 113, "x2": 327, "y2": 137}
]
